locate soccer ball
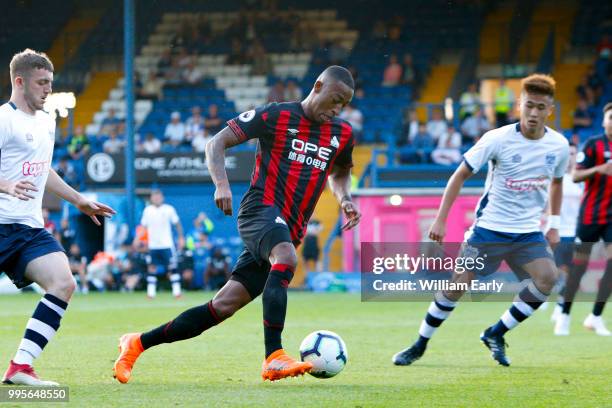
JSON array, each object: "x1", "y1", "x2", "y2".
[{"x1": 299, "y1": 330, "x2": 347, "y2": 378}]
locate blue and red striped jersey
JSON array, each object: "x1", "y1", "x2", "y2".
[{"x1": 227, "y1": 102, "x2": 354, "y2": 243}]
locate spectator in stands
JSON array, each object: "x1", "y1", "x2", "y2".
[
  {"x1": 157, "y1": 49, "x2": 172, "y2": 77},
  {"x1": 328, "y1": 39, "x2": 349, "y2": 65},
  {"x1": 372, "y1": 19, "x2": 387, "y2": 40},
  {"x1": 204, "y1": 104, "x2": 223, "y2": 135},
  {"x1": 250, "y1": 40, "x2": 273, "y2": 75},
  {"x1": 194, "y1": 211, "x2": 215, "y2": 236},
  {"x1": 182, "y1": 60, "x2": 203, "y2": 85},
  {"x1": 339, "y1": 103, "x2": 364, "y2": 141},
  {"x1": 348, "y1": 66, "x2": 364, "y2": 93},
  {"x1": 284, "y1": 79, "x2": 303, "y2": 102},
  {"x1": 170, "y1": 23, "x2": 190, "y2": 52},
  {"x1": 42, "y1": 208, "x2": 56, "y2": 235},
  {"x1": 67, "y1": 125, "x2": 90, "y2": 160},
  {"x1": 586, "y1": 65, "x2": 603, "y2": 102},
  {"x1": 164, "y1": 111, "x2": 186, "y2": 147},
  {"x1": 138, "y1": 71, "x2": 163, "y2": 101},
  {"x1": 101, "y1": 108, "x2": 121, "y2": 135},
  {"x1": 55, "y1": 156, "x2": 78, "y2": 188},
  {"x1": 103, "y1": 128, "x2": 125, "y2": 154},
  {"x1": 382, "y1": 54, "x2": 402, "y2": 87},
  {"x1": 267, "y1": 80, "x2": 286, "y2": 103},
  {"x1": 401, "y1": 53, "x2": 419, "y2": 88},
  {"x1": 459, "y1": 82, "x2": 481, "y2": 121},
  {"x1": 426, "y1": 108, "x2": 448, "y2": 142},
  {"x1": 312, "y1": 39, "x2": 331, "y2": 66},
  {"x1": 431, "y1": 124, "x2": 462, "y2": 166},
  {"x1": 192, "y1": 130, "x2": 210, "y2": 153},
  {"x1": 227, "y1": 38, "x2": 248, "y2": 65},
  {"x1": 573, "y1": 98, "x2": 595, "y2": 132},
  {"x1": 597, "y1": 34, "x2": 611, "y2": 57},
  {"x1": 140, "y1": 132, "x2": 161, "y2": 154},
  {"x1": 204, "y1": 247, "x2": 231, "y2": 290},
  {"x1": 400, "y1": 108, "x2": 419, "y2": 146},
  {"x1": 57, "y1": 218, "x2": 76, "y2": 250},
  {"x1": 164, "y1": 58, "x2": 183, "y2": 85},
  {"x1": 400, "y1": 123, "x2": 434, "y2": 163},
  {"x1": 186, "y1": 106, "x2": 205, "y2": 143},
  {"x1": 494, "y1": 78, "x2": 514, "y2": 127},
  {"x1": 87, "y1": 251, "x2": 115, "y2": 292},
  {"x1": 460, "y1": 107, "x2": 490, "y2": 144},
  {"x1": 68, "y1": 243, "x2": 88, "y2": 294}
]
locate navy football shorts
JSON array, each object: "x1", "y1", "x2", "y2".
[
  {"x1": 0, "y1": 223, "x2": 65, "y2": 288},
  {"x1": 462, "y1": 226, "x2": 554, "y2": 276}
]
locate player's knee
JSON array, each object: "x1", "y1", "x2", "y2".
[
  {"x1": 48, "y1": 275, "x2": 76, "y2": 300},
  {"x1": 270, "y1": 244, "x2": 298, "y2": 270},
  {"x1": 534, "y1": 269, "x2": 557, "y2": 293},
  {"x1": 212, "y1": 296, "x2": 244, "y2": 320}
]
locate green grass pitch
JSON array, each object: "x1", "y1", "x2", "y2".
[{"x1": 0, "y1": 292, "x2": 609, "y2": 407}]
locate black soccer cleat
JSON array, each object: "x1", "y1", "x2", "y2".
[
  {"x1": 480, "y1": 329, "x2": 510, "y2": 367},
  {"x1": 392, "y1": 344, "x2": 426, "y2": 366}
]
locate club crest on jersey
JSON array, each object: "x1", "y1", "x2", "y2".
[
  {"x1": 511, "y1": 154, "x2": 521, "y2": 163},
  {"x1": 545, "y1": 153, "x2": 556, "y2": 167},
  {"x1": 25, "y1": 133, "x2": 33, "y2": 142},
  {"x1": 331, "y1": 136, "x2": 340, "y2": 148}
]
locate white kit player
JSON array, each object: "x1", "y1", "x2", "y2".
[
  {"x1": 0, "y1": 49, "x2": 115, "y2": 385},
  {"x1": 392, "y1": 74, "x2": 569, "y2": 367},
  {"x1": 141, "y1": 189, "x2": 185, "y2": 298}
]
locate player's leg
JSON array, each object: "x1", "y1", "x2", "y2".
[
  {"x1": 481, "y1": 255, "x2": 556, "y2": 366},
  {"x1": 167, "y1": 249, "x2": 182, "y2": 298},
  {"x1": 145, "y1": 250, "x2": 160, "y2": 299},
  {"x1": 558, "y1": 223, "x2": 599, "y2": 332},
  {"x1": 392, "y1": 269, "x2": 472, "y2": 366},
  {"x1": 551, "y1": 238, "x2": 574, "y2": 325},
  {"x1": 584, "y1": 241, "x2": 612, "y2": 336},
  {"x1": 113, "y1": 250, "x2": 265, "y2": 383},
  {"x1": 260, "y1": 240, "x2": 313, "y2": 381},
  {"x1": 4, "y1": 251, "x2": 75, "y2": 386}
]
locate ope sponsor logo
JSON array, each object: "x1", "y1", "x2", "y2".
[
  {"x1": 291, "y1": 139, "x2": 333, "y2": 161},
  {"x1": 505, "y1": 176, "x2": 548, "y2": 192},
  {"x1": 22, "y1": 161, "x2": 50, "y2": 177}
]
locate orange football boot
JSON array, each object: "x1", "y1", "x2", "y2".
[
  {"x1": 113, "y1": 333, "x2": 144, "y2": 383},
  {"x1": 261, "y1": 349, "x2": 313, "y2": 381}
]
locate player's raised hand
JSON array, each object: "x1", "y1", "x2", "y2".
[
  {"x1": 341, "y1": 200, "x2": 361, "y2": 231},
  {"x1": 214, "y1": 184, "x2": 233, "y2": 216},
  {"x1": 428, "y1": 219, "x2": 446, "y2": 243},
  {"x1": 76, "y1": 199, "x2": 117, "y2": 226},
  {"x1": 3, "y1": 180, "x2": 38, "y2": 201}
]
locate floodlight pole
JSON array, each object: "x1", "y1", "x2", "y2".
[{"x1": 124, "y1": 0, "x2": 136, "y2": 234}]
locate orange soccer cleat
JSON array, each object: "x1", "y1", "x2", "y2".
[
  {"x1": 261, "y1": 349, "x2": 313, "y2": 381},
  {"x1": 113, "y1": 333, "x2": 144, "y2": 384}
]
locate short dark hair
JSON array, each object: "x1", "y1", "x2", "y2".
[
  {"x1": 9, "y1": 49, "x2": 54, "y2": 83},
  {"x1": 604, "y1": 102, "x2": 612, "y2": 114},
  {"x1": 322, "y1": 65, "x2": 355, "y2": 89}
]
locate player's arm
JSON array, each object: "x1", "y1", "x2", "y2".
[
  {"x1": 429, "y1": 163, "x2": 473, "y2": 242},
  {"x1": 328, "y1": 164, "x2": 361, "y2": 231},
  {"x1": 174, "y1": 221, "x2": 185, "y2": 251},
  {"x1": 573, "y1": 162, "x2": 612, "y2": 182},
  {"x1": 205, "y1": 127, "x2": 246, "y2": 216},
  {"x1": 45, "y1": 169, "x2": 116, "y2": 226},
  {"x1": 545, "y1": 177, "x2": 563, "y2": 246},
  {"x1": 573, "y1": 140, "x2": 612, "y2": 182}
]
